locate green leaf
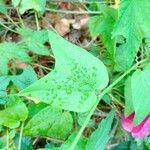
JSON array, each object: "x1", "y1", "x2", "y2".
[
  {"x1": 113, "y1": 0, "x2": 150, "y2": 71},
  {"x1": 17, "y1": 28, "x2": 49, "y2": 56},
  {"x1": 24, "y1": 107, "x2": 73, "y2": 140},
  {"x1": 0, "y1": 0, "x2": 7, "y2": 15},
  {"x1": 19, "y1": 30, "x2": 109, "y2": 112},
  {"x1": 0, "y1": 42, "x2": 31, "y2": 75},
  {"x1": 12, "y1": 0, "x2": 20, "y2": 7},
  {"x1": 0, "y1": 66, "x2": 37, "y2": 104},
  {"x1": 89, "y1": 4, "x2": 117, "y2": 57},
  {"x1": 61, "y1": 133, "x2": 88, "y2": 150},
  {"x1": 86, "y1": 109, "x2": 115, "y2": 150},
  {"x1": 18, "y1": 0, "x2": 46, "y2": 14},
  {"x1": 130, "y1": 67, "x2": 150, "y2": 125},
  {"x1": 124, "y1": 77, "x2": 134, "y2": 116},
  {"x1": 0, "y1": 96, "x2": 28, "y2": 128},
  {"x1": 12, "y1": 66, "x2": 38, "y2": 90},
  {"x1": 0, "y1": 76, "x2": 11, "y2": 104}
]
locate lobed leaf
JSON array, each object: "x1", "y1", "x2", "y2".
[{"x1": 19, "y1": 30, "x2": 109, "y2": 112}]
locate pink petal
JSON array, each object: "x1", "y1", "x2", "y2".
[
  {"x1": 121, "y1": 113, "x2": 134, "y2": 132},
  {"x1": 132, "y1": 115, "x2": 150, "y2": 138},
  {"x1": 132, "y1": 115, "x2": 149, "y2": 133}
]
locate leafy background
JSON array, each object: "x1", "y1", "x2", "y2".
[{"x1": 0, "y1": 0, "x2": 150, "y2": 150}]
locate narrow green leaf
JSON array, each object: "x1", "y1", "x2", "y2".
[
  {"x1": 24, "y1": 107, "x2": 73, "y2": 140},
  {"x1": 86, "y1": 109, "x2": 115, "y2": 150},
  {"x1": 0, "y1": 96, "x2": 28, "y2": 128},
  {"x1": 19, "y1": 30, "x2": 109, "y2": 112}
]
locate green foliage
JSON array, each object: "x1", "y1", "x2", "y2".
[
  {"x1": 124, "y1": 77, "x2": 134, "y2": 116},
  {"x1": 0, "y1": 66, "x2": 37, "y2": 104},
  {"x1": 12, "y1": 0, "x2": 20, "y2": 7},
  {"x1": 89, "y1": 4, "x2": 117, "y2": 58},
  {"x1": 0, "y1": 42, "x2": 31, "y2": 75},
  {"x1": 19, "y1": 30, "x2": 109, "y2": 112},
  {"x1": 113, "y1": 0, "x2": 150, "y2": 71},
  {"x1": 86, "y1": 109, "x2": 115, "y2": 150},
  {"x1": 0, "y1": 0, "x2": 7, "y2": 15},
  {"x1": 0, "y1": 0, "x2": 150, "y2": 149},
  {"x1": 17, "y1": 28, "x2": 50, "y2": 56},
  {"x1": 12, "y1": 0, "x2": 46, "y2": 14},
  {"x1": 12, "y1": 66, "x2": 38, "y2": 90},
  {"x1": 61, "y1": 133, "x2": 88, "y2": 150},
  {"x1": 125, "y1": 67, "x2": 150, "y2": 125},
  {"x1": 0, "y1": 96, "x2": 28, "y2": 128},
  {"x1": 24, "y1": 106, "x2": 73, "y2": 140}
]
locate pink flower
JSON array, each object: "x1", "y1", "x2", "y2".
[{"x1": 121, "y1": 112, "x2": 150, "y2": 138}]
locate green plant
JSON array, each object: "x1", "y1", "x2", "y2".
[{"x1": 0, "y1": 0, "x2": 150, "y2": 150}]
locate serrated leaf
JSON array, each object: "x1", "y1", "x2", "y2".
[
  {"x1": 17, "y1": 28, "x2": 49, "y2": 56},
  {"x1": 113, "y1": 0, "x2": 150, "y2": 71},
  {"x1": 0, "y1": 96, "x2": 28, "y2": 128},
  {"x1": 24, "y1": 107, "x2": 73, "y2": 140},
  {"x1": 19, "y1": 31, "x2": 109, "y2": 112},
  {"x1": 86, "y1": 109, "x2": 115, "y2": 150},
  {"x1": 18, "y1": 0, "x2": 46, "y2": 14},
  {"x1": 0, "y1": 42, "x2": 31, "y2": 75},
  {"x1": 89, "y1": 4, "x2": 117, "y2": 57},
  {"x1": 0, "y1": 0, "x2": 7, "y2": 15},
  {"x1": 130, "y1": 67, "x2": 150, "y2": 125}
]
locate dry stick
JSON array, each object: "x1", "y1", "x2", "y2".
[
  {"x1": 70, "y1": 58, "x2": 148, "y2": 150},
  {"x1": 46, "y1": 8, "x2": 102, "y2": 15}
]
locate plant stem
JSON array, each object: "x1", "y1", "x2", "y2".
[
  {"x1": 46, "y1": 8, "x2": 102, "y2": 15},
  {"x1": 35, "y1": 11, "x2": 40, "y2": 30},
  {"x1": 6, "y1": 129, "x2": 9, "y2": 150},
  {"x1": 18, "y1": 122, "x2": 24, "y2": 150},
  {"x1": 6, "y1": 15, "x2": 19, "y2": 27},
  {"x1": 16, "y1": 8, "x2": 25, "y2": 27},
  {"x1": 0, "y1": 22, "x2": 17, "y2": 33},
  {"x1": 70, "y1": 58, "x2": 148, "y2": 150}
]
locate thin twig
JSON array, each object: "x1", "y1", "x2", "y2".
[
  {"x1": 0, "y1": 22, "x2": 18, "y2": 33},
  {"x1": 35, "y1": 11, "x2": 40, "y2": 30},
  {"x1": 46, "y1": 8, "x2": 102, "y2": 15},
  {"x1": 16, "y1": 8, "x2": 25, "y2": 27}
]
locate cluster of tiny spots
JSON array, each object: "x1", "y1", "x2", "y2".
[{"x1": 44, "y1": 60, "x2": 98, "y2": 106}]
